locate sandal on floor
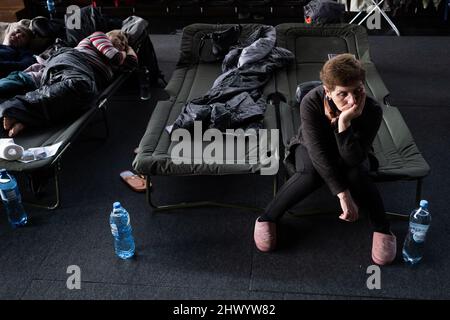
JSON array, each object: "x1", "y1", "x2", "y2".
[{"x1": 120, "y1": 171, "x2": 148, "y2": 192}]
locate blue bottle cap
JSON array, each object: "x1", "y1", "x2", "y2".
[
  {"x1": 113, "y1": 202, "x2": 121, "y2": 209},
  {"x1": 420, "y1": 200, "x2": 428, "y2": 209}
]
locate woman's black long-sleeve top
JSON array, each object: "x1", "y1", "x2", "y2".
[{"x1": 297, "y1": 86, "x2": 382, "y2": 196}]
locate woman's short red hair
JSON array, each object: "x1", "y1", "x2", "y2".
[{"x1": 320, "y1": 53, "x2": 366, "y2": 90}]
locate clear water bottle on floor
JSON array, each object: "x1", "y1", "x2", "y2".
[
  {"x1": 0, "y1": 169, "x2": 28, "y2": 228},
  {"x1": 402, "y1": 200, "x2": 431, "y2": 265},
  {"x1": 139, "y1": 67, "x2": 151, "y2": 101},
  {"x1": 110, "y1": 202, "x2": 135, "y2": 259}
]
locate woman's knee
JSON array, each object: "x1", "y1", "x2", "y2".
[{"x1": 345, "y1": 165, "x2": 381, "y2": 203}]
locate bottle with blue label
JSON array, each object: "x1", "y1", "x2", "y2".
[
  {"x1": 402, "y1": 200, "x2": 431, "y2": 265},
  {"x1": 110, "y1": 202, "x2": 135, "y2": 259},
  {"x1": 0, "y1": 169, "x2": 28, "y2": 228}
]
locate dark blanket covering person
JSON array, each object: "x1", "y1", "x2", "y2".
[
  {"x1": 0, "y1": 47, "x2": 98, "y2": 128},
  {"x1": 168, "y1": 25, "x2": 294, "y2": 133}
]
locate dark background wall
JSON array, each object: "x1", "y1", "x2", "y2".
[{"x1": 21, "y1": 0, "x2": 450, "y2": 35}]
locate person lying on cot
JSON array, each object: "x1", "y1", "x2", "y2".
[
  {"x1": 253, "y1": 54, "x2": 397, "y2": 266},
  {"x1": 0, "y1": 29, "x2": 137, "y2": 137},
  {"x1": 0, "y1": 25, "x2": 36, "y2": 78}
]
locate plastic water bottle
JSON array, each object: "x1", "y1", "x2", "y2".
[
  {"x1": 402, "y1": 200, "x2": 431, "y2": 265},
  {"x1": 46, "y1": 0, "x2": 55, "y2": 14},
  {"x1": 46, "y1": 0, "x2": 55, "y2": 19},
  {"x1": 110, "y1": 202, "x2": 135, "y2": 259},
  {"x1": 0, "y1": 169, "x2": 28, "y2": 228},
  {"x1": 139, "y1": 67, "x2": 151, "y2": 101}
]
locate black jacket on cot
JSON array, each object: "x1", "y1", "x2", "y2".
[{"x1": 297, "y1": 85, "x2": 382, "y2": 196}]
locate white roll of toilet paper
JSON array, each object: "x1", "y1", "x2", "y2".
[{"x1": 0, "y1": 138, "x2": 24, "y2": 161}]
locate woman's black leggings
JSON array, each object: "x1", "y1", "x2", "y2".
[{"x1": 259, "y1": 144, "x2": 390, "y2": 234}]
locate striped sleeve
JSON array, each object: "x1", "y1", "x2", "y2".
[{"x1": 87, "y1": 31, "x2": 122, "y2": 63}]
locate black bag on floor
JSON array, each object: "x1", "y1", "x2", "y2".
[
  {"x1": 133, "y1": 32, "x2": 165, "y2": 86},
  {"x1": 122, "y1": 16, "x2": 165, "y2": 86}
]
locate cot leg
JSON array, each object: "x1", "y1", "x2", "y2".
[
  {"x1": 24, "y1": 164, "x2": 61, "y2": 210},
  {"x1": 146, "y1": 176, "x2": 263, "y2": 213},
  {"x1": 101, "y1": 107, "x2": 110, "y2": 139},
  {"x1": 384, "y1": 179, "x2": 424, "y2": 220}
]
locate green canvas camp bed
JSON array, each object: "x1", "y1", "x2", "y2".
[{"x1": 133, "y1": 23, "x2": 280, "y2": 212}]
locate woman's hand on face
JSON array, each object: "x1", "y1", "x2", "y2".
[
  {"x1": 339, "y1": 90, "x2": 366, "y2": 124},
  {"x1": 337, "y1": 190, "x2": 359, "y2": 222}
]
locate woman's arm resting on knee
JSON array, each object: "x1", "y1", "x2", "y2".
[{"x1": 337, "y1": 189, "x2": 359, "y2": 222}]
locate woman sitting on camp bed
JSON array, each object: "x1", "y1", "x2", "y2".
[
  {"x1": 253, "y1": 54, "x2": 397, "y2": 266},
  {"x1": 0, "y1": 29, "x2": 137, "y2": 137}
]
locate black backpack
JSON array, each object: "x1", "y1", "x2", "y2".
[
  {"x1": 121, "y1": 15, "x2": 165, "y2": 86},
  {"x1": 304, "y1": 0, "x2": 345, "y2": 24}
]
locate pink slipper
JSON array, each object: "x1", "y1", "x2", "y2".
[
  {"x1": 372, "y1": 231, "x2": 397, "y2": 265},
  {"x1": 254, "y1": 218, "x2": 276, "y2": 252}
]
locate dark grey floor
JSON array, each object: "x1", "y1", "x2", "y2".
[{"x1": 0, "y1": 33, "x2": 449, "y2": 300}]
